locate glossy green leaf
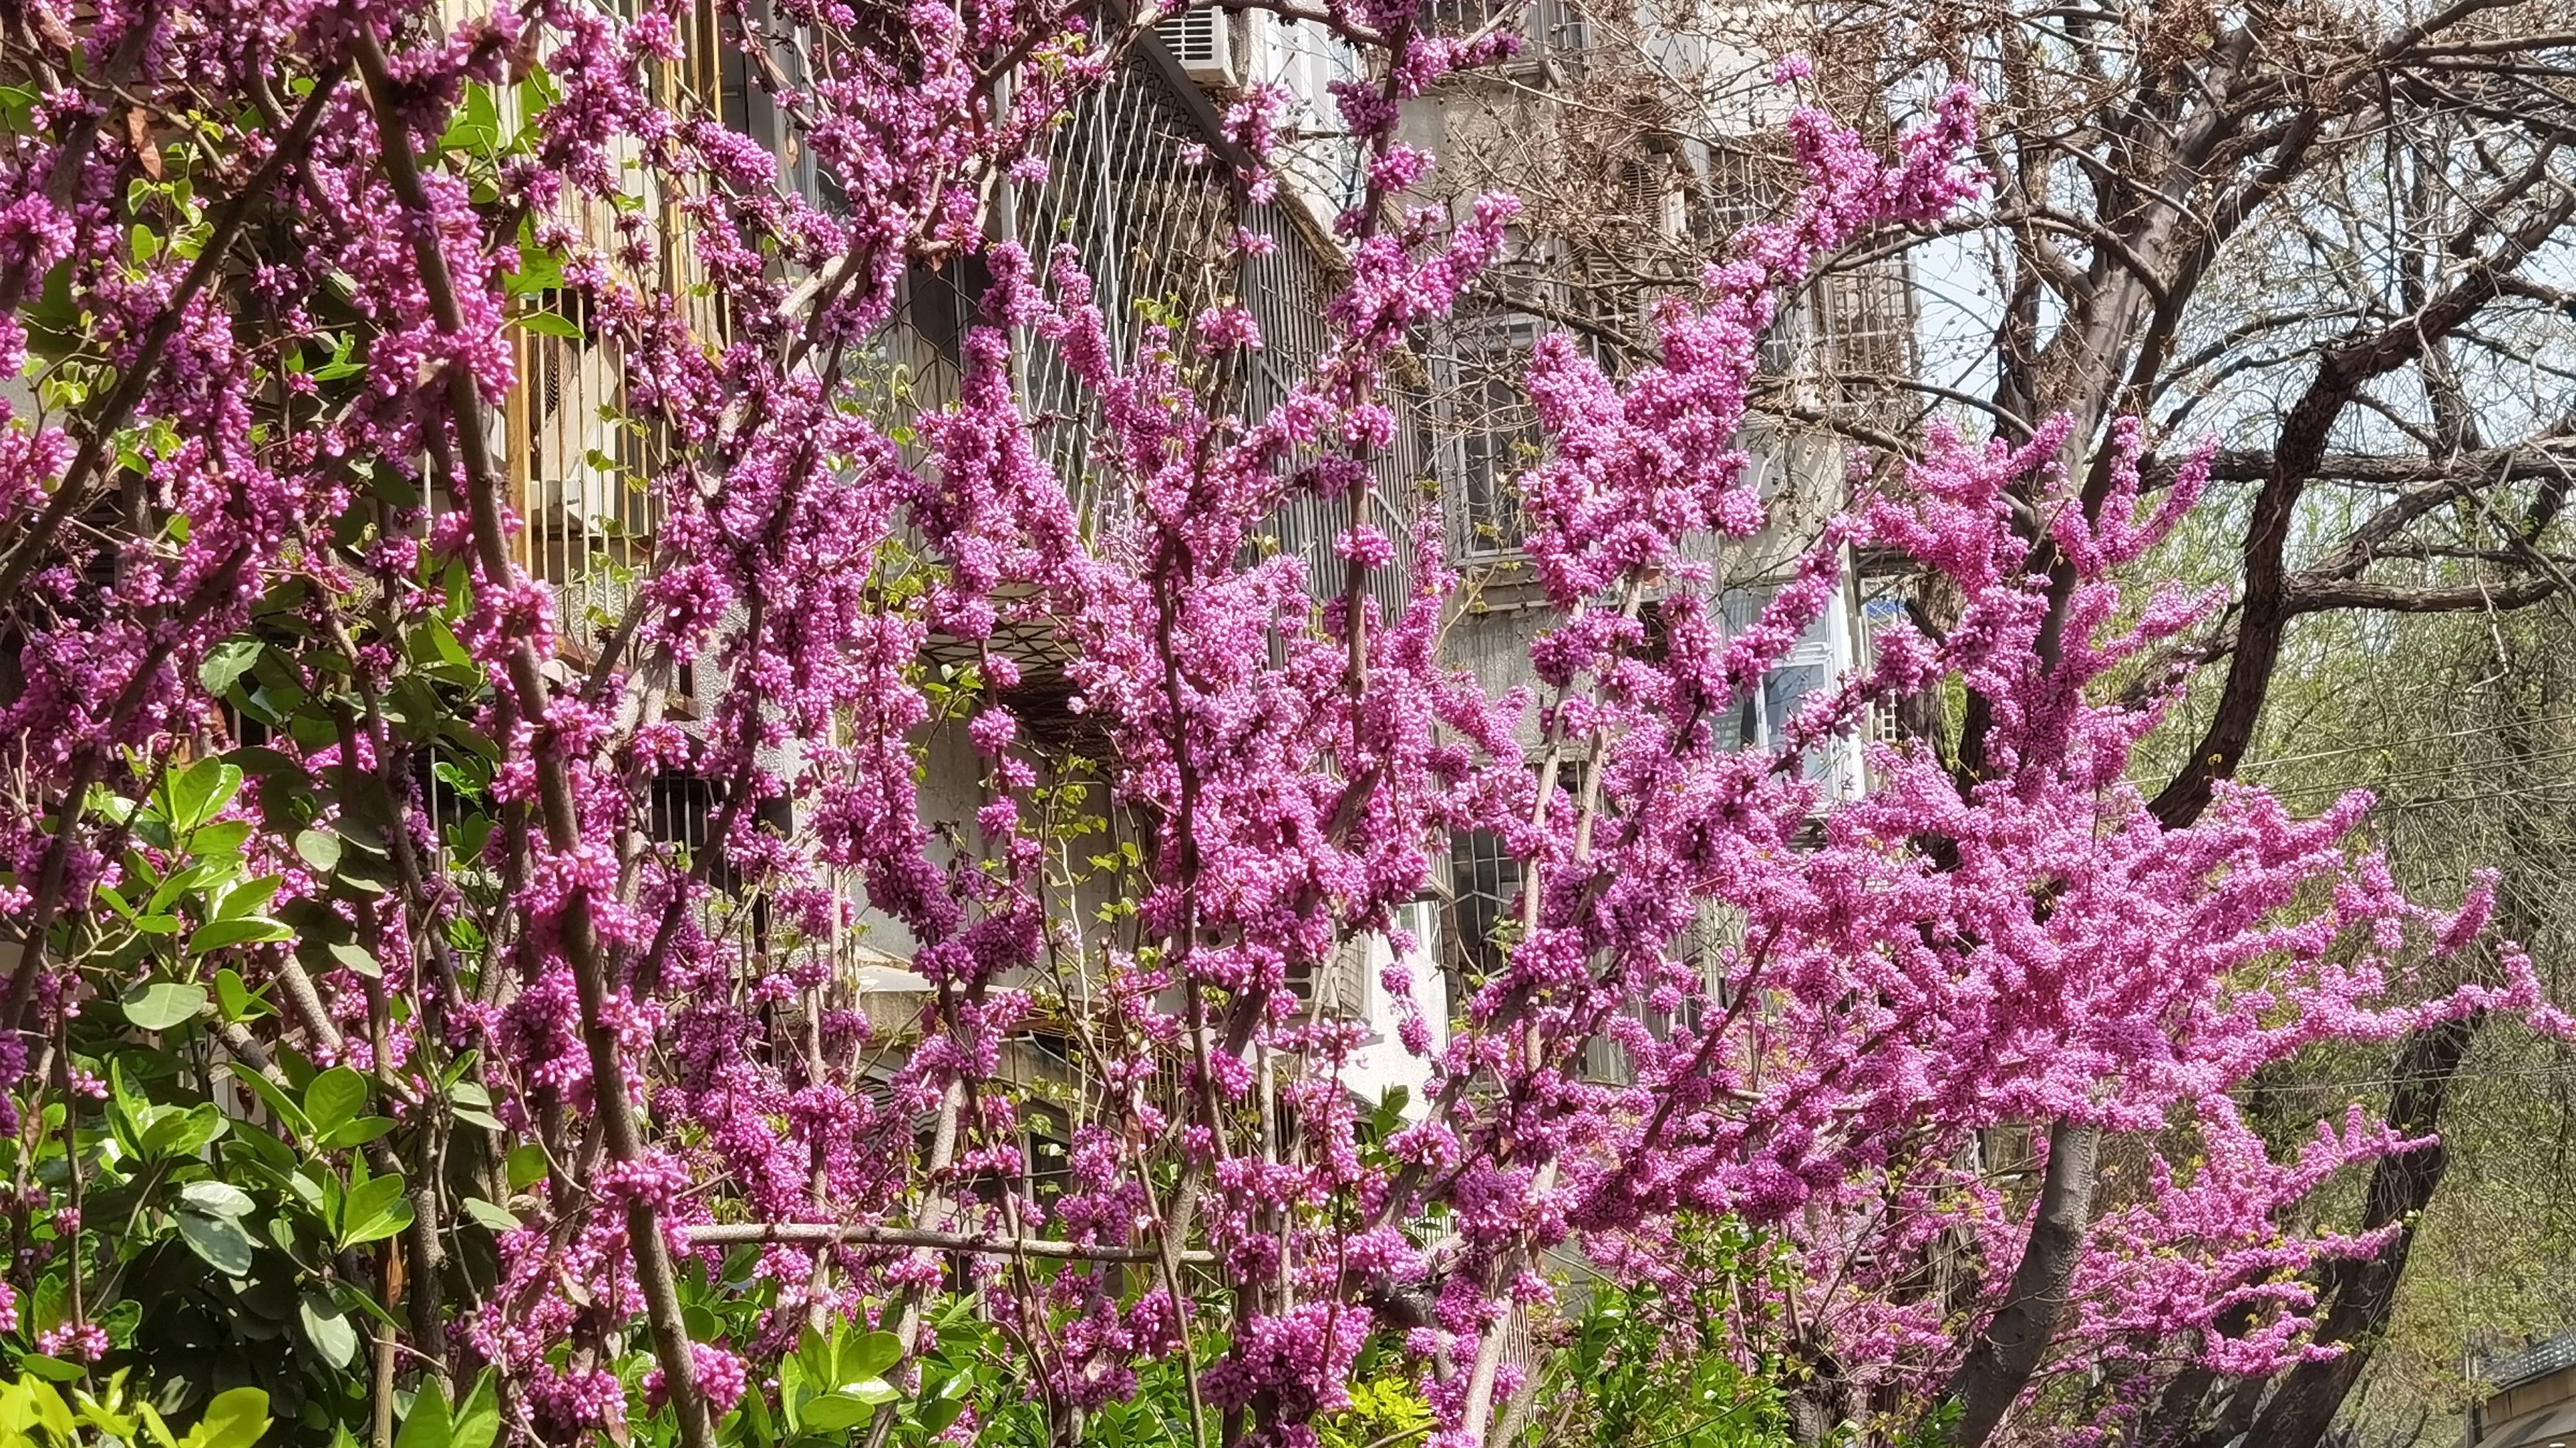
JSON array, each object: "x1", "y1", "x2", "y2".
[
  {"x1": 304, "y1": 1067, "x2": 367, "y2": 1137},
  {"x1": 449, "y1": 1080, "x2": 502, "y2": 1132},
  {"x1": 320, "y1": 1115, "x2": 396, "y2": 1149},
  {"x1": 227, "y1": 1063, "x2": 313, "y2": 1138},
  {"x1": 26, "y1": 1378, "x2": 73, "y2": 1442},
  {"x1": 515, "y1": 310, "x2": 583, "y2": 338},
  {"x1": 293, "y1": 829, "x2": 341, "y2": 872},
  {"x1": 845, "y1": 1329, "x2": 903, "y2": 1379},
  {"x1": 797, "y1": 1393, "x2": 879, "y2": 1431},
  {"x1": 165, "y1": 758, "x2": 242, "y2": 831},
  {"x1": 213, "y1": 968, "x2": 270, "y2": 1022},
  {"x1": 506, "y1": 1145, "x2": 548, "y2": 1191},
  {"x1": 175, "y1": 1209, "x2": 255, "y2": 1276},
  {"x1": 339, "y1": 1173, "x2": 414, "y2": 1246},
  {"x1": 142, "y1": 1103, "x2": 227, "y2": 1159},
  {"x1": 122, "y1": 980, "x2": 208, "y2": 1031},
  {"x1": 450, "y1": 1373, "x2": 501, "y2": 1448},
  {"x1": 187, "y1": 1387, "x2": 270, "y2": 1448},
  {"x1": 187, "y1": 917, "x2": 292, "y2": 953},
  {"x1": 392, "y1": 1376, "x2": 449, "y2": 1448},
  {"x1": 191, "y1": 821, "x2": 254, "y2": 857},
  {"x1": 15, "y1": 1353, "x2": 85, "y2": 1382},
  {"x1": 299, "y1": 1290, "x2": 359, "y2": 1369},
  {"x1": 177, "y1": 1181, "x2": 255, "y2": 1218},
  {"x1": 197, "y1": 641, "x2": 262, "y2": 695},
  {"x1": 214, "y1": 875, "x2": 282, "y2": 920}
]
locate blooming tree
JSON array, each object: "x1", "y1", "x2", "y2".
[{"x1": 0, "y1": 2, "x2": 2546, "y2": 1446}]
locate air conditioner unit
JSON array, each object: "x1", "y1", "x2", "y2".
[{"x1": 1158, "y1": 3, "x2": 1246, "y2": 88}]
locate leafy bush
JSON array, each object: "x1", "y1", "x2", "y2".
[{"x1": 0, "y1": 1374, "x2": 269, "y2": 1448}]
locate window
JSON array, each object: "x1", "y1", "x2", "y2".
[
  {"x1": 904, "y1": 253, "x2": 993, "y2": 374},
  {"x1": 1023, "y1": 1102, "x2": 1072, "y2": 1219},
  {"x1": 1448, "y1": 315, "x2": 1542, "y2": 556},
  {"x1": 1717, "y1": 585, "x2": 1860, "y2": 797},
  {"x1": 1580, "y1": 1024, "x2": 1628, "y2": 1083},
  {"x1": 1448, "y1": 828, "x2": 1522, "y2": 981},
  {"x1": 717, "y1": 3, "x2": 838, "y2": 212}
]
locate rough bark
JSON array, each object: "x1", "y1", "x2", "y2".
[
  {"x1": 1942, "y1": 1119, "x2": 2102, "y2": 1446},
  {"x1": 2238, "y1": 1012, "x2": 2484, "y2": 1447}
]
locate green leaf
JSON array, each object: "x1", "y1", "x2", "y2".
[
  {"x1": 514, "y1": 310, "x2": 584, "y2": 338},
  {"x1": 460, "y1": 1198, "x2": 520, "y2": 1232},
  {"x1": 175, "y1": 1209, "x2": 255, "y2": 1277},
  {"x1": 797, "y1": 1393, "x2": 879, "y2": 1431},
  {"x1": 213, "y1": 969, "x2": 272, "y2": 1022},
  {"x1": 299, "y1": 1291, "x2": 358, "y2": 1369},
  {"x1": 339, "y1": 1173, "x2": 414, "y2": 1246},
  {"x1": 198, "y1": 641, "x2": 262, "y2": 696},
  {"x1": 843, "y1": 1330, "x2": 903, "y2": 1380},
  {"x1": 165, "y1": 757, "x2": 242, "y2": 831},
  {"x1": 450, "y1": 1373, "x2": 501, "y2": 1448},
  {"x1": 178, "y1": 1181, "x2": 255, "y2": 1218},
  {"x1": 304, "y1": 1068, "x2": 368, "y2": 1137},
  {"x1": 185, "y1": 1386, "x2": 270, "y2": 1448},
  {"x1": 327, "y1": 942, "x2": 381, "y2": 979},
  {"x1": 187, "y1": 917, "x2": 292, "y2": 953},
  {"x1": 506, "y1": 1145, "x2": 548, "y2": 1191},
  {"x1": 122, "y1": 980, "x2": 208, "y2": 1031},
  {"x1": 506, "y1": 233, "x2": 564, "y2": 296},
  {"x1": 282, "y1": 1168, "x2": 331, "y2": 1222},
  {"x1": 426, "y1": 617, "x2": 474, "y2": 669},
  {"x1": 294, "y1": 830, "x2": 341, "y2": 872},
  {"x1": 320, "y1": 1115, "x2": 396, "y2": 1150},
  {"x1": 99, "y1": 1297, "x2": 142, "y2": 1350},
  {"x1": 16, "y1": 1353, "x2": 86, "y2": 1382},
  {"x1": 26, "y1": 1379, "x2": 74, "y2": 1442},
  {"x1": 392, "y1": 1376, "x2": 449, "y2": 1448},
  {"x1": 191, "y1": 821, "x2": 254, "y2": 858},
  {"x1": 215, "y1": 875, "x2": 282, "y2": 920},
  {"x1": 107, "y1": 1061, "x2": 148, "y2": 1156},
  {"x1": 226, "y1": 1064, "x2": 313, "y2": 1138},
  {"x1": 449, "y1": 1081, "x2": 502, "y2": 1132}
]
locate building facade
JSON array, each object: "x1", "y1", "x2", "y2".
[{"x1": 489, "y1": 0, "x2": 1913, "y2": 1139}]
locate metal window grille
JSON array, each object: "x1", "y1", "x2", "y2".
[
  {"x1": 2486, "y1": 1333, "x2": 2576, "y2": 1392},
  {"x1": 1448, "y1": 828, "x2": 1523, "y2": 980},
  {"x1": 514, "y1": 291, "x2": 665, "y2": 670},
  {"x1": 1436, "y1": 313, "x2": 1543, "y2": 558},
  {"x1": 880, "y1": 40, "x2": 1431, "y2": 625},
  {"x1": 1715, "y1": 585, "x2": 1861, "y2": 797}
]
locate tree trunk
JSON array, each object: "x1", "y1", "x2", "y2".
[
  {"x1": 2238, "y1": 1013, "x2": 2484, "y2": 1447},
  {"x1": 1943, "y1": 1119, "x2": 2103, "y2": 1445}
]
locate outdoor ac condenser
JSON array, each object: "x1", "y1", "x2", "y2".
[{"x1": 1157, "y1": 3, "x2": 1246, "y2": 88}]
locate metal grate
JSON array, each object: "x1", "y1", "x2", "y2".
[
  {"x1": 886, "y1": 40, "x2": 1430, "y2": 625},
  {"x1": 2487, "y1": 1334, "x2": 2576, "y2": 1392},
  {"x1": 1448, "y1": 827, "x2": 1523, "y2": 980}
]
